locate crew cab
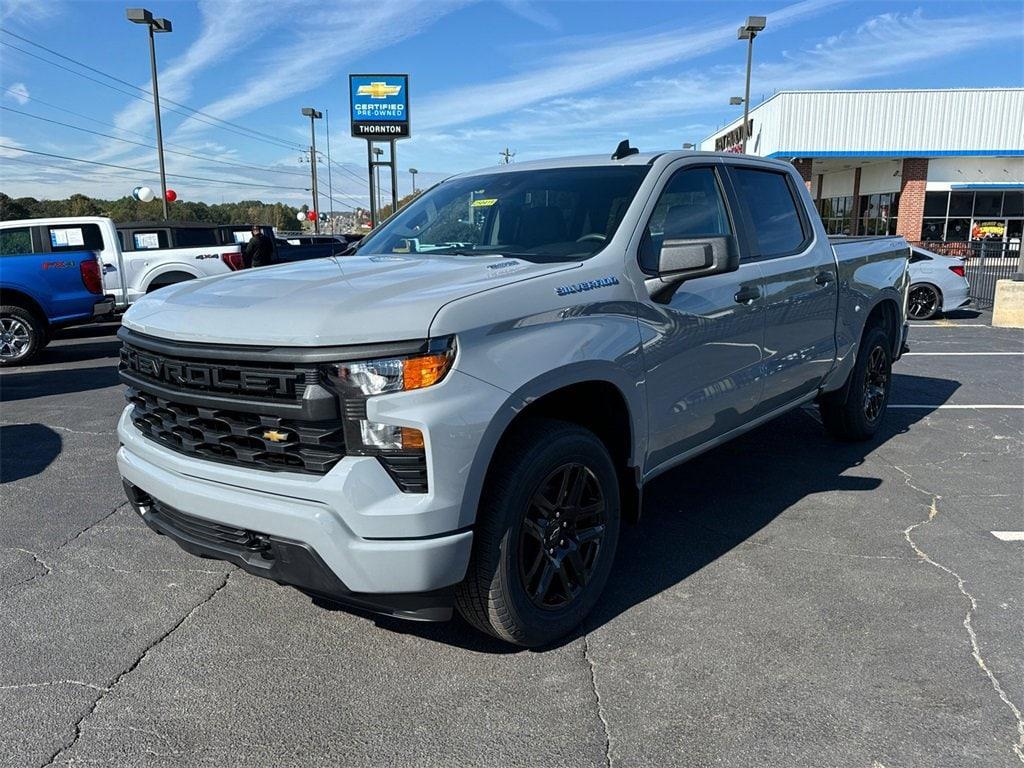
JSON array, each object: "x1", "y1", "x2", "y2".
[
  {"x1": 0, "y1": 225, "x2": 114, "y2": 365},
  {"x1": 0, "y1": 217, "x2": 246, "y2": 311},
  {"x1": 116, "y1": 148, "x2": 909, "y2": 646}
]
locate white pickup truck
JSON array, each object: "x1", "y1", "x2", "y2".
[{"x1": 0, "y1": 216, "x2": 246, "y2": 310}]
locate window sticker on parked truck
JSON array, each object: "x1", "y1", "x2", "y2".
[
  {"x1": 50, "y1": 228, "x2": 85, "y2": 247},
  {"x1": 471, "y1": 198, "x2": 498, "y2": 208}
]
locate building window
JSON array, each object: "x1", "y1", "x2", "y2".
[
  {"x1": 915, "y1": 190, "x2": 1024, "y2": 242},
  {"x1": 858, "y1": 192, "x2": 900, "y2": 236},
  {"x1": 819, "y1": 195, "x2": 853, "y2": 235}
]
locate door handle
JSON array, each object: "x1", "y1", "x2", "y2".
[
  {"x1": 733, "y1": 285, "x2": 760, "y2": 305},
  {"x1": 815, "y1": 271, "x2": 834, "y2": 286}
]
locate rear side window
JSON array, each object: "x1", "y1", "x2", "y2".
[
  {"x1": 731, "y1": 168, "x2": 808, "y2": 257},
  {"x1": 48, "y1": 224, "x2": 104, "y2": 251},
  {"x1": 0, "y1": 227, "x2": 32, "y2": 255},
  {"x1": 909, "y1": 250, "x2": 932, "y2": 264},
  {"x1": 173, "y1": 228, "x2": 218, "y2": 248}
]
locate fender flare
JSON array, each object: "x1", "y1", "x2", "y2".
[
  {"x1": 140, "y1": 264, "x2": 203, "y2": 292},
  {"x1": 456, "y1": 361, "x2": 645, "y2": 528}
]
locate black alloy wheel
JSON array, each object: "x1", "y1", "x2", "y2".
[
  {"x1": 862, "y1": 345, "x2": 889, "y2": 423},
  {"x1": 518, "y1": 462, "x2": 607, "y2": 610},
  {"x1": 908, "y1": 284, "x2": 940, "y2": 320}
]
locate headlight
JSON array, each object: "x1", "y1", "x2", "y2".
[{"x1": 322, "y1": 337, "x2": 455, "y2": 452}]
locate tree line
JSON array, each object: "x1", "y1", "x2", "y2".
[{"x1": 0, "y1": 192, "x2": 301, "y2": 231}]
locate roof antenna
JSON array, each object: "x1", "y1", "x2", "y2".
[{"x1": 611, "y1": 139, "x2": 639, "y2": 160}]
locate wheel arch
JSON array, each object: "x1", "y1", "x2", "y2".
[
  {"x1": 864, "y1": 294, "x2": 903, "y2": 358},
  {"x1": 461, "y1": 368, "x2": 644, "y2": 529},
  {"x1": 143, "y1": 267, "x2": 200, "y2": 293},
  {"x1": 0, "y1": 287, "x2": 49, "y2": 328}
]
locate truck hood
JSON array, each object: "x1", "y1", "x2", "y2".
[{"x1": 122, "y1": 254, "x2": 576, "y2": 346}]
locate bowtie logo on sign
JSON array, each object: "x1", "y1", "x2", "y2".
[{"x1": 357, "y1": 81, "x2": 402, "y2": 100}]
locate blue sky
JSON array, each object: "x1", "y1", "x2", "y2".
[{"x1": 1, "y1": 0, "x2": 1022, "y2": 212}]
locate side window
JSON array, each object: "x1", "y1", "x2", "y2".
[
  {"x1": 172, "y1": 228, "x2": 218, "y2": 248},
  {"x1": 0, "y1": 227, "x2": 33, "y2": 256},
  {"x1": 640, "y1": 167, "x2": 731, "y2": 272},
  {"x1": 909, "y1": 250, "x2": 931, "y2": 264},
  {"x1": 47, "y1": 224, "x2": 104, "y2": 251},
  {"x1": 730, "y1": 168, "x2": 808, "y2": 257}
]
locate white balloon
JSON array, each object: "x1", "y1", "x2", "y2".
[
  {"x1": 132, "y1": 185, "x2": 142, "y2": 200},
  {"x1": 296, "y1": 211, "x2": 307, "y2": 222},
  {"x1": 138, "y1": 186, "x2": 155, "y2": 203}
]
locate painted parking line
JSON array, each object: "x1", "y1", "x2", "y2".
[
  {"x1": 991, "y1": 531, "x2": 1024, "y2": 542},
  {"x1": 902, "y1": 352, "x2": 1024, "y2": 356},
  {"x1": 888, "y1": 404, "x2": 1024, "y2": 410}
]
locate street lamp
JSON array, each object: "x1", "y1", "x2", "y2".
[
  {"x1": 682, "y1": 143, "x2": 695, "y2": 150},
  {"x1": 301, "y1": 107, "x2": 322, "y2": 234},
  {"x1": 737, "y1": 15, "x2": 766, "y2": 154},
  {"x1": 126, "y1": 8, "x2": 172, "y2": 220},
  {"x1": 409, "y1": 167, "x2": 418, "y2": 195}
]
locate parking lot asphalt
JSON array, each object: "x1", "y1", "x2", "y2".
[{"x1": 1, "y1": 316, "x2": 1022, "y2": 768}]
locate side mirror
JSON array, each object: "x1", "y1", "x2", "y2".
[{"x1": 646, "y1": 235, "x2": 740, "y2": 303}]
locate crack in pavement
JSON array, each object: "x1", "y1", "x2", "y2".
[
  {"x1": 0, "y1": 504, "x2": 127, "y2": 599},
  {"x1": 894, "y1": 464, "x2": 1024, "y2": 764},
  {"x1": 583, "y1": 633, "x2": 613, "y2": 768},
  {"x1": 40, "y1": 569, "x2": 233, "y2": 768}
]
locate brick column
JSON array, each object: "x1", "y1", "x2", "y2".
[
  {"x1": 790, "y1": 158, "x2": 813, "y2": 191},
  {"x1": 895, "y1": 158, "x2": 928, "y2": 243},
  {"x1": 850, "y1": 167, "x2": 862, "y2": 236}
]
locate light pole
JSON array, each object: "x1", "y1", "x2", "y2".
[
  {"x1": 126, "y1": 8, "x2": 171, "y2": 220},
  {"x1": 325, "y1": 109, "x2": 334, "y2": 233},
  {"x1": 737, "y1": 15, "x2": 766, "y2": 154},
  {"x1": 301, "y1": 107, "x2": 322, "y2": 234},
  {"x1": 409, "y1": 167, "x2": 418, "y2": 195},
  {"x1": 682, "y1": 143, "x2": 695, "y2": 150}
]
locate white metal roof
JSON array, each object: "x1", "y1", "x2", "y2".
[{"x1": 699, "y1": 89, "x2": 1024, "y2": 158}]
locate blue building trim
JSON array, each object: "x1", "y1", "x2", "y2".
[
  {"x1": 950, "y1": 183, "x2": 1024, "y2": 190},
  {"x1": 765, "y1": 150, "x2": 1024, "y2": 158}
]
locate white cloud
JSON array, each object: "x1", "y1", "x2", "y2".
[
  {"x1": 6, "y1": 82, "x2": 30, "y2": 105},
  {"x1": 500, "y1": 0, "x2": 560, "y2": 31},
  {"x1": 415, "y1": 0, "x2": 841, "y2": 131}
]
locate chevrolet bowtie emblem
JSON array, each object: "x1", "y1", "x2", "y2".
[
  {"x1": 357, "y1": 81, "x2": 401, "y2": 99},
  {"x1": 262, "y1": 430, "x2": 289, "y2": 443}
]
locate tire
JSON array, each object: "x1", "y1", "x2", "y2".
[
  {"x1": 907, "y1": 283, "x2": 941, "y2": 320},
  {"x1": 819, "y1": 326, "x2": 892, "y2": 441},
  {"x1": 455, "y1": 418, "x2": 621, "y2": 647},
  {"x1": 0, "y1": 305, "x2": 45, "y2": 367}
]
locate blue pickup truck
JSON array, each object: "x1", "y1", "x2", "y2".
[{"x1": 1, "y1": 225, "x2": 114, "y2": 366}]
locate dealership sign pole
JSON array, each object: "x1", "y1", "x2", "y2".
[{"x1": 350, "y1": 74, "x2": 410, "y2": 227}]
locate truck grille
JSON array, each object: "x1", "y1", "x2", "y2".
[{"x1": 127, "y1": 388, "x2": 346, "y2": 474}]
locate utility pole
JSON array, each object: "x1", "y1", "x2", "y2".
[
  {"x1": 301, "y1": 107, "x2": 322, "y2": 233},
  {"x1": 499, "y1": 147, "x2": 516, "y2": 164},
  {"x1": 372, "y1": 146, "x2": 384, "y2": 214},
  {"x1": 325, "y1": 109, "x2": 334, "y2": 233},
  {"x1": 126, "y1": 8, "x2": 172, "y2": 219}
]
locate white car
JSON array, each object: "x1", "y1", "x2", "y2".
[{"x1": 907, "y1": 246, "x2": 970, "y2": 320}]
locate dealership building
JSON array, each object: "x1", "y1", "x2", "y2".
[{"x1": 699, "y1": 89, "x2": 1024, "y2": 244}]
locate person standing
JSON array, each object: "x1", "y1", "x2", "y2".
[{"x1": 244, "y1": 225, "x2": 274, "y2": 268}]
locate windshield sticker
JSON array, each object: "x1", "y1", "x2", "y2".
[
  {"x1": 555, "y1": 276, "x2": 620, "y2": 297},
  {"x1": 470, "y1": 198, "x2": 497, "y2": 208}
]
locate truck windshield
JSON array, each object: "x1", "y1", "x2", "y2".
[{"x1": 356, "y1": 165, "x2": 650, "y2": 262}]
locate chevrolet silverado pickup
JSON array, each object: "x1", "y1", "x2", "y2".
[{"x1": 116, "y1": 148, "x2": 909, "y2": 646}]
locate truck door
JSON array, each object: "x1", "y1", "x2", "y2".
[
  {"x1": 638, "y1": 164, "x2": 765, "y2": 470},
  {"x1": 726, "y1": 165, "x2": 839, "y2": 413}
]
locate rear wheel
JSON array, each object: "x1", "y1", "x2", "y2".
[
  {"x1": 455, "y1": 418, "x2": 620, "y2": 646},
  {"x1": 819, "y1": 326, "x2": 892, "y2": 441},
  {"x1": 907, "y1": 283, "x2": 941, "y2": 320},
  {"x1": 0, "y1": 305, "x2": 45, "y2": 367}
]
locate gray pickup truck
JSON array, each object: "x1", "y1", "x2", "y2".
[{"x1": 116, "y1": 148, "x2": 909, "y2": 646}]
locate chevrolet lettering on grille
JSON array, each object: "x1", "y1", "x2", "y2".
[{"x1": 121, "y1": 347, "x2": 300, "y2": 397}]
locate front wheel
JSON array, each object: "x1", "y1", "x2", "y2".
[
  {"x1": 819, "y1": 326, "x2": 892, "y2": 441},
  {"x1": 908, "y1": 283, "x2": 941, "y2": 320},
  {"x1": 455, "y1": 418, "x2": 620, "y2": 647}
]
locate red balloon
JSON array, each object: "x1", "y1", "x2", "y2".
[
  {"x1": 307, "y1": 211, "x2": 317, "y2": 221},
  {"x1": 165, "y1": 189, "x2": 177, "y2": 202}
]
